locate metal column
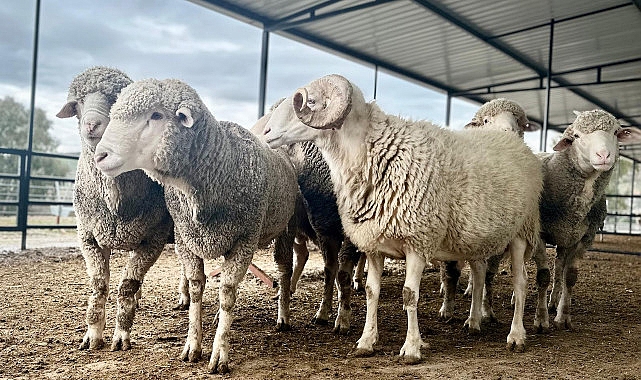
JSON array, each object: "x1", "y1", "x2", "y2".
[
  {"x1": 18, "y1": 0, "x2": 41, "y2": 250},
  {"x1": 373, "y1": 65, "x2": 378, "y2": 100},
  {"x1": 630, "y1": 161, "x2": 636, "y2": 234},
  {"x1": 258, "y1": 30, "x2": 269, "y2": 118},
  {"x1": 445, "y1": 92, "x2": 452, "y2": 127},
  {"x1": 540, "y1": 19, "x2": 554, "y2": 152}
]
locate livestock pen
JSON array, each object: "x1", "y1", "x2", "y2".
[{"x1": 0, "y1": 234, "x2": 639, "y2": 379}]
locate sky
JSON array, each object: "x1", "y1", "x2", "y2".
[{"x1": 0, "y1": 0, "x2": 545, "y2": 154}]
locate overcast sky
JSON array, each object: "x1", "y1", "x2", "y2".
[{"x1": 2, "y1": 0, "x2": 545, "y2": 154}]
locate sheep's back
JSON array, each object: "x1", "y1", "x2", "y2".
[{"x1": 339, "y1": 121, "x2": 541, "y2": 261}]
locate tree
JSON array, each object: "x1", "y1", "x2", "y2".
[{"x1": 0, "y1": 96, "x2": 71, "y2": 215}]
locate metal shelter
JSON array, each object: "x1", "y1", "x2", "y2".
[
  {"x1": 193, "y1": 0, "x2": 641, "y2": 155},
  {"x1": 3, "y1": 0, "x2": 641, "y2": 249}
]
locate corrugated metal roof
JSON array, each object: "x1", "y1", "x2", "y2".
[{"x1": 192, "y1": 0, "x2": 641, "y2": 159}]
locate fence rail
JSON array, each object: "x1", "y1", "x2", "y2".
[{"x1": 0, "y1": 148, "x2": 79, "y2": 247}]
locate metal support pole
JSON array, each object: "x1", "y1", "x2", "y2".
[
  {"x1": 629, "y1": 161, "x2": 636, "y2": 234},
  {"x1": 18, "y1": 0, "x2": 41, "y2": 250},
  {"x1": 540, "y1": 19, "x2": 554, "y2": 152},
  {"x1": 258, "y1": 30, "x2": 269, "y2": 118},
  {"x1": 445, "y1": 92, "x2": 452, "y2": 127},
  {"x1": 373, "y1": 65, "x2": 378, "y2": 100}
]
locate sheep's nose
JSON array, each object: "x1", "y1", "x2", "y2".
[
  {"x1": 84, "y1": 119, "x2": 101, "y2": 132},
  {"x1": 596, "y1": 149, "x2": 610, "y2": 160},
  {"x1": 94, "y1": 152, "x2": 108, "y2": 164}
]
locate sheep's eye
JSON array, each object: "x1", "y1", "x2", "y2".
[
  {"x1": 483, "y1": 117, "x2": 490, "y2": 124},
  {"x1": 573, "y1": 133, "x2": 580, "y2": 139},
  {"x1": 151, "y1": 112, "x2": 163, "y2": 120}
]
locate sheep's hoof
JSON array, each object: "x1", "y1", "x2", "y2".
[
  {"x1": 553, "y1": 319, "x2": 576, "y2": 332},
  {"x1": 79, "y1": 336, "x2": 104, "y2": 350},
  {"x1": 506, "y1": 342, "x2": 525, "y2": 353},
  {"x1": 349, "y1": 348, "x2": 375, "y2": 358},
  {"x1": 397, "y1": 354, "x2": 422, "y2": 365},
  {"x1": 332, "y1": 325, "x2": 350, "y2": 335},
  {"x1": 208, "y1": 361, "x2": 230, "y2": 374},
  {"x1": 180, "y1": 347, "x2": 202, "y2": 362},
  {"x1": 275, "y1": 322, "x2": 292, "y2": 332},
  {"x1": 482, "y1": 315, "x2": 499, "y2": 325},
  {"x1": 535, "y1": 324, "x2": 550, "y2": 334},
  {"x1": 465, "y1": 325, "x2": 481, "y2": 335},
  {"x1": 110, "y1": 338, "x2": 131, "y2": 351},
  {"x1": 311, "y1": 316, "x2": 329, "y2": 326},
  {"x1": 172, "y1": 303, "x2": 189, "y2": 311}
]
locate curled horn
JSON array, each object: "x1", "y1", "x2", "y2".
[{"x1": 293, "y1": 74, "x2": 353, "y2": 130}]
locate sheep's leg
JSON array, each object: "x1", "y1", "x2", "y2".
[
  {"x1": 208, "y1": 248, "x2": 253, "y2": 374},
  {"x1": 548, "y1": 253, "x2": 564, "y2": 313},
  {"x1": 398, "y1": 252, "x2": 427, "y2": 364},
  {"x1": 273, "y1": 227, "x2": 295, "y2": 331},
  {"x1": 482, "y1": 253, "x2": 502, "y2": 324},
  {"x1": 554, "y1": 246, "x2": 581, "y2": 331},
  {"x1": 464, "y1": 259, "x2": 487, "y2": 334},
  {"x1": 463, "y1": 261, "x2": 474, "y2": 297},
  {"x1": 438, "y1": 261, "x2": 461, "y2": 321},
  {"x1": 352, "y1": 252, "x2": 384, "y2": 357},
  {"x1": 506, "y1": 238, "x2": 528, "y2": 352},
  {"x1": 79, "y1": 242, "x2": 111, "y2": 350},
  {"x1": 290, "y1": 234, "x2": 309, "y2": 294},
  {"x1": 111, "y1": 241, "x2": 164, "y2": 351},
  {"x1": 533, "y1": 239, "x2": 550, "y2": 333},
  {"x1": 312, "y1": 237, "x2": 340, "y2": 325},
  {"x1": 352, "y1": 254, "x2": 367, "y2": 293},
  {"x1": 334, "y1": 238, "x2": 360, "y2": 334},
  {"x1": 174, "y1": 261, "x2": 190, "y2": 311},
  {"x1": 179, "y1": 254, "x2": 206, "y2": 363}
]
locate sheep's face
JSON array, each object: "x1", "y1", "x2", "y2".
[
  {"x1": 553, "y1": 110, "x2": 641, "y2": 172},
  {"x1": 467, "y1": 111, "x2": 522, "y2": 135},
  {"x1": 57, "y1": 92, "x2": 111, "y2": 149},
  {"x1": 94, "y1": 106, "x2": 176, "y2": 177},
  {"x1": 261, "y1": 96, "x2": 327, "y2": 148}
]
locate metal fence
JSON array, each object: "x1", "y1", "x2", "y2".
[{"x1": 0, "y1": 147, "x2": 77, "y2": 249}]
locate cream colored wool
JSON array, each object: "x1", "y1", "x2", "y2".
[
  {"x1": 261, "y1": 75, "x2": 544, "y2": 361},
  {"x1": 98, "y1": 79, "x2": 300, "y2": 374},
  {"x1": 58, "y1": 67, "x2": 173, "y2": 353}
]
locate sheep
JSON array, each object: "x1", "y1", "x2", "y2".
[
  {"x1": 56, "y1": 66, "x2": 174, "y2": 351},
  {"x1": 535, "y1": 110, "x2": 641, "y2": 330},
  {"x1": 93, "y1": 78, "x2": 300, "y2": 374},
  {"x1": 260, "y1": 74, "x2": 543, "y2": 362},
  {"x1": 253, "y1": 105, "x2": 362, "y2": 333},
  {"x1": 440, "y1": 98, "x2": 544, "y2": 330}
]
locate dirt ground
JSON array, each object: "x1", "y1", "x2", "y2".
[{"x1": 0, "y1": 234, "x2": 640, "y2": 379}]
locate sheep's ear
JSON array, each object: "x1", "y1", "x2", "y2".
[
  {"x1": 464, "y1": 118, "x2": 481, "y2": 129},
  {"x1": 617, "y1": 127, "x2": 641, "y2": 145},
  {"x1": 251, "y1": 113, "x2": 271, "y2": 136},
  {"x1": 522, "y1": 120, "x2": 541, "y2": 132},
  {"x1": 553, "y1": 137, "x2": 573, "y2": 151},
  {"x1": 176, "y1": 107, "x2": 194, "y2": 128},
  {"x1": 572, "y1": 110, "x2": 581, "y2": 116},
  {"x1": 56, "y1": 101, "x2": 78, "y2": 119}
]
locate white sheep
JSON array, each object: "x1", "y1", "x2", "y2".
[
  {"x1": 56, "y1": 67, "x2": 174, "y2": 351},
  {"x1": 440, "y1": 98, "x2": 545, "y2": 331},
  {"x1": 93, "y1": 78, "x2": 300, "y2": 374},
  {"x1": 261, "y1": 74, "x2": 543, "y2": 362},
  {"x1": 536, "y1": 110, "x2": 641, "y2": 330}
]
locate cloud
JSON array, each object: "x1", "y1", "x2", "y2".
[{"x1": 0, "y1": 0, "x2": 483, "y2": 155}]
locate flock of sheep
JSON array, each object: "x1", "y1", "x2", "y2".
[{"x1": 56, "y1": 66, "x2": 641, "y2": 374}]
